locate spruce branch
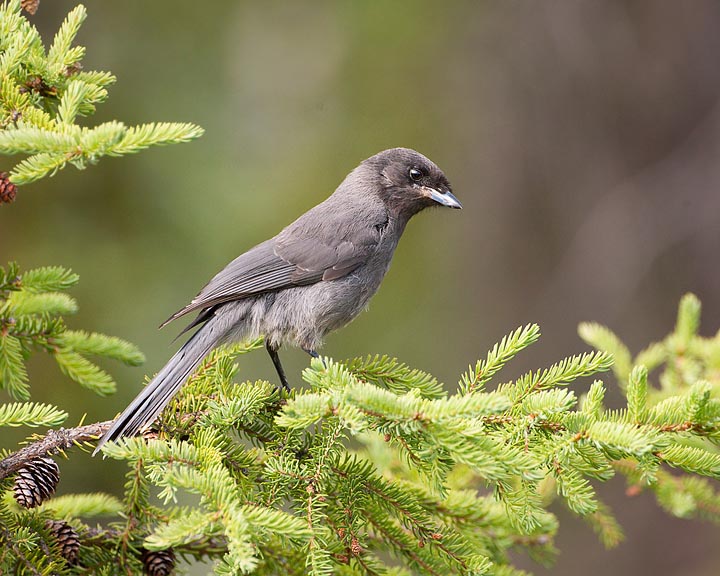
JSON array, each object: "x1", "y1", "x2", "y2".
[
  {"x1": 0, "y1": 1, "x2": 203, "y2": 191},
  {"x1": 3, "y1": 288, "x2": 720, "y2": 574},
  {"x1": 0, "y1": 402, "x2": 67, "y2": 428},
  {"x1": 0, "y1": 262, "x2": 144, "y2": 399},
  {"x1": 460, "y1": 323, "x2": 541, "y2": 394},
  {"x1": 82, "y1": 527, "x2": 229, "y2": 564},
  {"x1": 0, "y1": 420, "x2": 112, "y2": 480}
]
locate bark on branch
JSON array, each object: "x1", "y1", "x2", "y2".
[{"x1": 0, "y1": 420, "x2": 113, "y2": 480}]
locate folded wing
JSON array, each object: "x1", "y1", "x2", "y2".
[{"x1": 161, "y1": 212, "x2": 385, "y2": 328}]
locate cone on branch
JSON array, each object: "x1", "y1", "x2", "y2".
[
  {"x1": 13, "y1": 456, "x2": 60, "y2": 508},
  {"x1": 45, "y1": 520, "x2": 80, "y2": 564},
  {"x1": 21, "y1": 76, "x2": 57, "y2": 97},
  {"x1": 21, "y1": 0, "x2": 40, "y2": 15},
  {"x1": 0, "y1": 172, "x2": 17, "y2": 204},
  {"x1": 141, "y1": 548, "x2": 176, "y2": 576}
]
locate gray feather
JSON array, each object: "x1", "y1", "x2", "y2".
[
  {"x1": 161, "y1": 190, "x2": 388, "y2": 327},
  {"x1": 93, "y1": 326, "x2": 220, "y2": 455}
]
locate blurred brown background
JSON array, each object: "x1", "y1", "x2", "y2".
[{"x1": 2, "y1": 1, "x2": 720, "y2": 574}]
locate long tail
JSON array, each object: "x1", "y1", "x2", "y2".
[{"x1": 93, "y1": 326, "x2": 220, "y2": 456}]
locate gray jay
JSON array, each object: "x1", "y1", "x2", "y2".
[{"x1": 94, "y1": 148, "x2": 461, "y2": 454}]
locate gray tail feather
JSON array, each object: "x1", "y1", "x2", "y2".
[{"x1": 93, "y1": 327, "x2": 219, "y2": 456}]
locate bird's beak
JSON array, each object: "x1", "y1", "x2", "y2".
[{"x1": 423, "y1": 187, "x2": 462, "y2": 209}]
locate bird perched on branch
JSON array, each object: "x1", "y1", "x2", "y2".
[{"x1": 94, "y1": 148, "x2": 461, "y2": 454}]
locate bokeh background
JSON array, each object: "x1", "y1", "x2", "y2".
[{"x1": 3, "y1": 2, "x2": 720, "y2": 574}]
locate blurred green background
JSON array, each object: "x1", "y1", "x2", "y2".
[{"x1": 3, "y1": 1, "x2": 720, "y2": 574}]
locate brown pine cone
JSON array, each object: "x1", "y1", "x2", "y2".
[
  {"x1": 0, "y1": 172, "x2": 17, "y2": 204},
  {"x1": 13, "y1": 456, "x2": 60, "y2": 508},
  {"x1": 141, "y1": 548, "x2": 176, "y2": 576},
  {"x1": 45, "y1": 520, "x2": 80, "y2": 564},
  {"x1": 21, "y1": 0, "x2": 40, "y2": 15}
]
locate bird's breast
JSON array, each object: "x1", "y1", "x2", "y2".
[{"x1": 258, "y1": 222, "x2": 403, "y2": 350}]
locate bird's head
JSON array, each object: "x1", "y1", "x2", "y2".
[{"x1": 364, "y1": 148, "x2": 461, "y2": 218}]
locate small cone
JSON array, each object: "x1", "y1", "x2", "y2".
[
  {"x1": 21, "y1": 0, "x2": 40, "y2": 15},
  {"x1": 13, "y1": 456, "x2": 60, "y2": 508},
  {"x1": 0, "y1": 172, "x2": 17, "y2": 204},
  {"x1": 141, "y1": 548, "x2": 176, "y2": 576},
  {"x1": 45, "y1": 520, "x2": 80, "y2": 564}
]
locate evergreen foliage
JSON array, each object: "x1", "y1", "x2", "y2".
[
  {"x1": 0, "y1": 0, "x2": 203, "y2": 189},
  {"x1": 2, "y1": 283, "x2": 720, "y2": 574},
  {"x1": 579, "y1": 293, "x2": 720, "y2": 525},
  {"x1": 0, "y1": 262, "x2": 145, "y2": 400}
]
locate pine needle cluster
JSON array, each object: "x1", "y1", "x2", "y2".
[
  {"x1": 0, "y1": 262, "x2": 144, "y2": 403},
  {"x1": 3, "y1": 274, "x2": 720, "y2": 574},
  {"x1": 580, "y1": 293, "x2": 720, "y2": 526},
  {"x1": 0, "y1": 0, "x2": 203, "y2": 190}
]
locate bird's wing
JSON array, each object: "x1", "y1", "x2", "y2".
[{"x1": 161, "y1": 211, "x2": 385, "y2": 327}]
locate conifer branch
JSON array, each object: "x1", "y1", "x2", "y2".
[
  {"x1": 3, "y1": 265, "x2": 720, "y2": 575},
  {"x1": 0, "y1": 420, "x2": 112, "y2": 479},
  {"x1": 0, "y1": 1, "x2": 203, "y2": 197},
  {"x1": 83, "y1": 526, "x2": 229, "y2": 559},
  {"x1": 0, "y1": 292, "x2": 720, "y2": 574},
  {"x1": 0, "y1": 263, "x2": 145, "y2": 400}
]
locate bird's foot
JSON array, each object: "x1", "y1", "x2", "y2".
[{"x1": 303, "y1": 348, "x2": 327, "y2": 368}]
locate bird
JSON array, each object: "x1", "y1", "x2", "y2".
[{"x1": 94, "y1": 147, "x2": 461, "y2": 455}]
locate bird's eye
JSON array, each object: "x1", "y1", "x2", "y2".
[{"x1": 409, "y1": 167, "x2": 423, "y2": 182}]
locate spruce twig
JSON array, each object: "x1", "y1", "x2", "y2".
[
  {"x1": 0, "y1": 419, "x2": 111, "y2": 479},
  {"x1": 0, "y1": 1, "x2": 203, "y2": 191}
]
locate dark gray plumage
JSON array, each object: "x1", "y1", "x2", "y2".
[{"x1": 94, "y1": 148, "x2": 461, "y2": 455}]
